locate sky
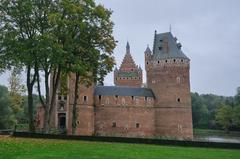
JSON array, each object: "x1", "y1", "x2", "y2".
[
  {"x1": 0, "y1": 0, "x2": 240, "y2": 96},
  {"x1": 95, "y1": 0, "x2": 240, "y2": 96}
]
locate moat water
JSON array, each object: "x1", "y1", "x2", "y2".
[{"x1": 194, "y1": 135, "x2": 240, "y2": 143}]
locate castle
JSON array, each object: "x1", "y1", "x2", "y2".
[{"x1": 37, "y1": 31, "x2": 193, "y2": 139}]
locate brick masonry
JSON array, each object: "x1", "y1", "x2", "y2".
[{"x1": 36, "y1": 32, "x2": 193, "y2": 139}]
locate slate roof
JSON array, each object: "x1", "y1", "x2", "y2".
[
  {"x1": 94, "y1": 86, "x2": 155, "y2": 98},
  {"x1": 152, "y1": 32, "x2": 189, "y2": 60}
]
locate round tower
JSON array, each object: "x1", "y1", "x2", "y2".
[{"x1": 145, "y1": 31, "x2": 193, "y2": 139}]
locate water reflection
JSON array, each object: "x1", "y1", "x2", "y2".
[{"x1": 194, "y1": 135, "x2": 240, "y2": 143}]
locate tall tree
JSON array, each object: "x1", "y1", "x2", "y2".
[
  {"x1": 50, "y1": 0, "x2": 116, "y2": 134},
  {"x1": 8, "y1": 67, "x2": 26, "y2": 125},
  {"x1": 216, "y1": 104, "x2": 233, "y2": 131},
  {"x1": 0, "y1": 0, "x2": 42, "y2": 132},
  {"x1": 0, "y1": 85, "x2": 15, "y2": 129}
]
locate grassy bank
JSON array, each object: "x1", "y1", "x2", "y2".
[{"x1": 0, "y1": 136, "x2": 240, "y2": 159}]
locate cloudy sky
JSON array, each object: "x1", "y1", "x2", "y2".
[
  {"x1": 0, "y1": 0, "x2": 239, "y2": 96},
  {"x1": 96, "y1": 0, "x2": 240, "y2": 96}
]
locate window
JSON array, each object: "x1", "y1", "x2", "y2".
[
  {"x1": 181, "y1": 59, "x2": 183, "y2": 62},
  {"x1": 131, "y1": 96, "x2": 134, "y2": 100},
  {"x1": 83, "y1": 96, "x2": 88, "y2": 102},
  {"x1": 158, "y1": 61, "x2": 159, "y2": 64},
  {"x1": 173, "y1": 59, "x2": 176, "y2": 62},
  {"x1": 176, "y1": 77, "x2": 180, "y2": 84},
  {"x1": 64, "y1": 96, "x2": 67, "y2": 100},
  {"x1": 159, "y1": 47, "x2": 162, "y2": 50},
  {"x1": 115, "y1": 95, "x2": 118, "y2": 98},
  {"x1": 177, "y1": 98, "x2": 181, "y2": 102},
  {"x1": 105, "y1": 98, "x2": 110, "y2": 104},
  {"x1": 58, "y1": 95, "x2": 61, "y2": 100},
  {"x1": 59, "y1": 102, "x2": 64, "y2": 110},
  {"x1": 77, "y1": 95, "x2": 79, "y2": 99},
  {"x1": 122, "y1": 98, "x2": 125, "y2": 105},
  {"x1": 99, "y1": 95, "x2": 102, "y2": 100},
  {"x1": 165, "y1": 60, "x2": 168, "y2": 63},
  {"x1": 135, "y1": 98, "x2": 139, "y2": 105},
  {"x1": 160, "y1": 39, "x2": 163, "y2": 42},
  {"x1": 145, "y1": 97, "x2": 147, "y2": 101},
  {"x1": 136, "y1": 123, "x2": 140, "y2": 128},
  {"x1": 112, "y1": 122, "x2": 116, "y2": 128},
  {"x1": 146, "y1": 62, "x2": 148, "y2": 65}
]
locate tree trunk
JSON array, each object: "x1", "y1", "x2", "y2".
[
  {"x1": 26, "y1": 65, "x2": 36, "y2": 132},
  {"x1": 72, "y1": 73, "x2": 80, "y2": 135}
]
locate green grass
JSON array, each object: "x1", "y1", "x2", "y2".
[{"x1": 0, "y1": 136, "x2": 240, "y2": 159}]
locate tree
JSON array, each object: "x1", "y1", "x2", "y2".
[
  {"x1": 50, "y1": 0, "x2": 116, "y2": 134},
  {"x1": 191, "y1": 93, "x2": 209, "y2": 128},
  {"x1": 0, "y1": 85, "x2": 15, "y2": 129},
  {"x1": 215, "y1": 104, "x2": 233, "y2": 131},
  {"x1": 235, "y1": 87, "x2": 240, "y2": 105},
  {"x1": 8, "y1": 67, "x2": 26, "y2": 125},
  {"x1": 0, "y1": 0, "x2": 42, "y2": 132}
]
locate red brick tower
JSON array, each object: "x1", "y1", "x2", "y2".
[
  {"x1": 114, "y1": 42, "x2": 142, "y2": 87},
  {"x1": 145, "y1": 31, "x2": 193, "y2": 139}
]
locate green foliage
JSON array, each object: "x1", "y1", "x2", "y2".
[
  {"x1": 8, "y1": 68, "x2": 26, "y2": 122},
  {"x1": 1, "y1": 137, "x2": 240, "y2": 159},
  {"x1": 0, "y1": 85, "x2": 15, "y2": 129},
  {"x1": 215, "y1": 105, "x2": 233, "y2": 131}
]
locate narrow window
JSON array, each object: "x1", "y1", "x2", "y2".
[
  {"x1": 176, "y1": 77, "x2": 180, "y2": 84},
  {"x1": 173, "y1": 59, "x2": 176, "y2": 62},
  {"x1": 83, "y1": 96, "x2": 87, "y2": 102},
  {"x1": 165, "y1": 60, "x2": 167, "y2": 63},
  {"x1": 158, "y1": 61, "x2": 159, "y2": 64},
  {"x1": 136, "y1": 123, "x2": 140, "y2": 128},
  {"x1": 112, "y1": 122, "x2": 116, "y2": 128},
  {"x1": 77, "y1": 95, "x2": 79, "y2": 99},
  {"x1": 58, "y1": 95, "x2": 61, "y2": 100},
  {"x1": 177, "y1": 98, "x2": 181, "y2": 102},
  {"x1": 131, "y1": 96, "x2": 134, "y2": 100},
  {"x1": 145, "y1": 97, "x2": 147, "y2": 101},
  {"x1": 122, "y1": 98, "x2": 125, "y2": 105},
  {"x1": 99, "y1": 95, "x2": 101, "y2": 100},
  {"x1": 147, "y1": 62, "x2": 148, "y2": 65},
  {"x1": 105, "y1": 98, "x2": 109, "y2": 104},
  {"x1": 181, "y1": 59, "x2": 183, "y2": 62},
  {"x1": 64, "y1": 96, "x2": 67, "y2": 100}
]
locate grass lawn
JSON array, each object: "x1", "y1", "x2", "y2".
[{"x1": 0, "y1": 136, "x2": 240, "y2": 159}]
